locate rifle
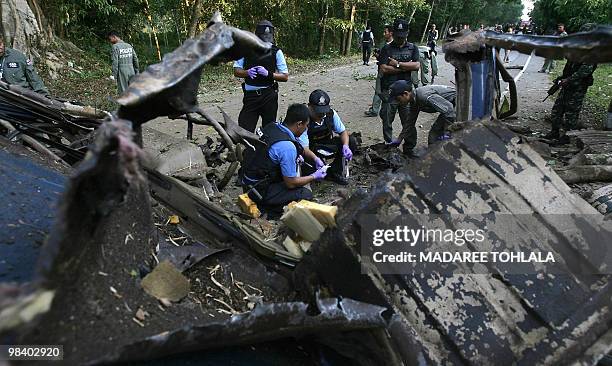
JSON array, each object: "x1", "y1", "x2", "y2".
[{"x1": 542, "y1": 78, "x2": 562, "y2": 102}]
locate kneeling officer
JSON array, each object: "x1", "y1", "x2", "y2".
[
  {"x1": 304, "y1": 89, "x2": 356, "y2": 185},
  {"x1": 241, "y1": 104, "x2": 328, "y2": 214}
]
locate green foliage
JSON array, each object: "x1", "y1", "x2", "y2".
[{"x1": 531, "y1": 0, "x2": 612, "y2": 33}]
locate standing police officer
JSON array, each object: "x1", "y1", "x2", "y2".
[
  {"x1": 360, "y1": 25, "x2": 375, "y2": 65},
  {"x1": 378, "y1": 19, "x2": 420, "y2": 156},
  {"x1": 241, "y1": 104, "x2": 327, "y2": 215},
  {"x1": 0, "y1": 36, "x2": 48, "y2": 94},
  {"x1": 303, "y1": 90, "x2": 356, "y2": 185},
  {"x1": 108, "y1": 31, "x2": 139, "y2": 94},
  {"x1": 234, "y1": 20, "x2": 289, "y2": 133}
]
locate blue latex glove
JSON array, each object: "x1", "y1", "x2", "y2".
[
  {"x1": 255, "y1": 66, "x2": 269, "y2": 77},
  {"x1": 246, "y1": 67, "x2": 258, "y2": 79},
  {"x1": 388, "y1": 138, "x2": 401, "y2": 146},
  {"x1": 314, "y1": 157, "x2": 325, "y2": 170},
  {"x1": 312, "y1": 167, "x2": 327, "y2": 180},
  {"x1": 342, "y1": 145, "x2": 353, "y2": 160}
]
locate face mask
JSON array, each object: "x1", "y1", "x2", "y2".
[{"x1": 394, "y1": 36, "x2": 407, "y2": 45}]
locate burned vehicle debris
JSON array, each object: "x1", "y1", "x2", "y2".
[{"x1": 1, "y1": 14, "x2": 612, "y2": 366}]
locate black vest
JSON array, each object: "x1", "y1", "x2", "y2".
[
  {"x1": 243, "y1": 123, "x2": 304, "y2": 186},
  {"x1": 362, "y1": 30, "x2": 372, "y2": 43},
  {"x1": 307, "y1": 110, "x2": 335, "y2": 143},
  {"x1": 381, "y1": 42, "x2": 418, "y2": 89},
  {"x1": 243, "y1": 45, "x2": 279, "y2": 87}
]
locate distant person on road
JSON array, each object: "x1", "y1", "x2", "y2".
[
  {"x1": 544, "y1": 23, "x2": 598, "y2": 145},
  {"x1": 108, "y1": 31, "x2": 139, "y2": 94},
  {"x1": 378, "y1": 18, "x2": 420, "y2": 156},
  {"x1": 389, "y1": 80, "x2": 457, "y2": 147},
  {"x1": 234, "y1": 20, "x2": 289, "y2": 133},
  {"x1": 365, "y1": 24, "x2": 393, "y2": 117},
  {"x1": 503, "y1": 27, "x2": 514, "y2": 62},
  {"x1": 539, "y1": 24, "x2": 567, "y2": 73},
  {"x1": 360, "y1": 25, "x2": 375, "y2": 65},
  {"x1": 425, "y1": 24, "x2": 439, "y2": 83},
  {"x1": 0, "y1": 36, "x2": 48, "y2": 94}
]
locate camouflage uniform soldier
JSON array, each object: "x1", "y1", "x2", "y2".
[
  {"x1": 0, "y1": 36, "x2": 48, "y2": 94},
  {"x1": 108, "y1": 31, "x2": 139, "y2": 94},
  {"x1": 545, "y1": 23, "x2": 598, "y2": 144}
]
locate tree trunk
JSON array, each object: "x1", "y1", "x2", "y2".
[
  {"x1": 340, "y1": 0, "x2": 349, "y2": 54},
  {"x1": 143, "y1": 0, "x2": 162, "y2": 61},
  {"x1": 407, "y1": 6, "x2": 418, "y2": 24},
  {"x1": 420, "y1": 0, "x2": 435, "y2": 43},
  {"x1": 318, "y1": 2, "x2": 329, "y2": 55},
  {"x1": 188, "y1": 0, "x2": 203, "y2": 38},
  {"x1": 343, "y1": 3, "x2": 356, "y2": 56}
]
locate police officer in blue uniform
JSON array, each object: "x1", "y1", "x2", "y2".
[
  {"x1": 378, "y1": 19, "x2": 420, "y2": 157},
  {"x1": 302, "y1": 90, "x2": 356, "y2": 185},
  {"x1": 241, "y1": 104, "x2": 328, "y2": 215},
  {"x1": 234, "y1": 20, "x2": 289, "y2": 133}
]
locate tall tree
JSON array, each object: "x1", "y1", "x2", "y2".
[
  {"x1": 188, "y1": 0, "x2": 203, "y2": 38},
  {"x1": 420, "y1": 0, "x2": 435, "y2": 43}
]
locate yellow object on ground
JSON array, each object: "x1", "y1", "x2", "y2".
[
  {"x1": 281, "y1": 205, "x2": 325, "y2": 242},
  {"x1": 168, "y1": 215, "x2": 180, "y2": 224},
  {"x1": 286, "y1": 200, "x2": 337, "y2": 228},
  {"x1": 238, "y1": 193, "x2": 261, "y2": 218}
]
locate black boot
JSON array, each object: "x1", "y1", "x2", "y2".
[{"x1": 543, "y1": 129, "x2": 559, "y2": 140}]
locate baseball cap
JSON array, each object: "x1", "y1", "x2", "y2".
[
  {"x1": 389, "y1": 80, "x2": 412, "y2": 100},
  {"x1": 393, "y1": 19, "x2": 409, "y2": 37},
  {"x1": 255, "y1": 20, "x2": 274, "y2": 43},
  {"x1": 309, "y1": 89, "x2": 331, "y2": 114}
]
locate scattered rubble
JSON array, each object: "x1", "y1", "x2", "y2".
[{"x1": 1, "y1": 14, "x2": 611, "y2": 366}]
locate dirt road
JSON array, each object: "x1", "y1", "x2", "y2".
[
  {"x1": 148, "y1": 50, "x2": 558, "y2": 148},
  {"x1": 148, "y1": 53, "x2": 457, "y2": 148}
]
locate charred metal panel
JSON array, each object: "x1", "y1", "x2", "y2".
[{"x1": 296, "y1": 120, "x2": 612, "y2": 365}]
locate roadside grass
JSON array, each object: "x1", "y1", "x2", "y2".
[{"x1": 550, "y1": 61, "x2": 611, "y2": 129}]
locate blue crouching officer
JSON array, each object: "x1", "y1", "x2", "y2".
[
  {"x1": 302, "y1": 89, "x2": 356, "y2": 185},
  {"x1": 233, "y1": 20, "x2": 289, "y2": 133},
  {"x1": 241, "y1": 104, "x2": 328, "y2": 215}
]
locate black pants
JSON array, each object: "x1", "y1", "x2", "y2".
[
  {"x1": 362, "y1": 43, "x2": 372, "y2": 64},
  {"x1": 304, "y1": 135, "x2": 358, "y2": 177},
  {"x1": 238, "y1": 86, "x2": 279, "y2": 133},
  {"x1": 247, "y1": 181, "x2": 312, "y2": 217}
]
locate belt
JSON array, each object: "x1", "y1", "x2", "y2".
[{"x1": 244, "y1": 85, "x2": 274, "y2": 95}]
